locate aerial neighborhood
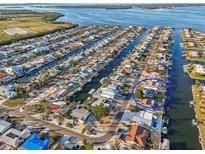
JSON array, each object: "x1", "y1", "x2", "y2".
[
  {"x1": 1, "y1": 4, "x2": 205, "y2": 151},
  {"x1": 0, "y1": 22, "x2": 173, "y2": 150}
]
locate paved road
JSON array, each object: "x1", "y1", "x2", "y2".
[{"x1": 1, "y1": 99, "x2": 129, "y2": 143}]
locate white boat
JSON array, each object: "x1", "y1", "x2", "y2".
[
  {"x1": 162, "y1": 127, "x2": 168, "y2": 134},
  {"x1": 192, "y1": 119, "x2": 198, "y2": 126},
  {"x1": 88, "y1": 89, "x2": 95, "y2": 95},
  {"x1": 162, "y1": 138, "x2": 170, "y2": 150},
  {"x1": 189, "y1": 100, "x2": 195, "y2": 107}
]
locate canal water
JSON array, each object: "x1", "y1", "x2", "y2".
[
  {"x1": 70, "y1": 30, "x2": 148, "y2": 101},
  {"x1": 167, "y1": 29, "x2": 201, "y2": 149}
]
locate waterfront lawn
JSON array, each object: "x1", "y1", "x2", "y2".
[
  {"x1": 192, "y1": 85, "x2": 205, "y2": 149},
  {"x1": 189, "y1": 72, "x2": 205, "y2": 80},
  {"x1": 186, "y1": 55, "x2": 205, "y2": 62},
  {"x1": 3, "y1": 98, "x2": 25, "y2": 107},
  {"x1": 180, "y1": 31, "x2": 205, "y2": 51}
]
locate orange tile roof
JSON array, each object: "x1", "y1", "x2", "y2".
[
  {"x1": 0, "y1": 71, "x2": 10, "y2": 80},
  {"x1": 125, "y1": 125, "x2": 148, "y2": 147},
  {"x1": 48, "y1": 104, "x2": 63, "y2": 114},
  {"x1": 141, "y1": 98, "x2": 152, "y2": 107}
]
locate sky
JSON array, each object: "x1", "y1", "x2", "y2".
[{"x1": 0, "y1": 0, "x2": 205, "y2": 4}]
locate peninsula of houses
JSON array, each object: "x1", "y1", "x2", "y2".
[{"x1": 181, "y1": 28, "x2": 205, "y2": 149}]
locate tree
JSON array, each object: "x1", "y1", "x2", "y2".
[
  {"x1": 16, "y1": 86, "x2": 28, "y2": 98},
  {"x1": 84, "y1": 124, "x2": 92, "y2": 135},
  {"x1": 134, "y1": 89, "x2": 143, "y2": 99},
  {"x1": 82, "y1": 138, "x2": 87, "y2": 145},
  {"x1": 69, "y1": 60, "x2": 76, "y2": 67},
  {"x1": 43, "y1": 107, "x2": 50, "y2": 120},
  {"x1": 131, "y1": 144, "x2": 139, "y2": 150},
  {"x1": 198, "y1": 51, "x2": 203, "y2": 58},
  {"x1": 82, "y1": 139, "x2": 93, "y2": 150},
  {"x1": 117, "y1": 128, "x2": 122, "y2": 133},
  {"x1": 57, "y1": 115, "x2": 64, "y2": 125},
  {"x1": 128, "y1": 104, "x2": 142, "y2": 112},
  {"x1": 63, "y1": 96, "x2": 68, "y2": 102},
  {"x1": 91, "y1": 104, "x2": 109, "y2": 120},
  {"x1": 66, "y1": 122, "x2": 72, "y2": 128}
]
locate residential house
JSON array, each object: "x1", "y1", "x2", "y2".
[
  {"x1": 0, "y1": 128, "x2": 31, "y2": 148},
  {"x1": 0, "y1": 120, "x2": 12, "y2": 135},
  {"x1": 61, "y1": 135, "x2": 81, "y2": 150},
  {"x1": 71, "y1": 108, "x2": 96, "y2": 124},
  {"x1": 101, "y1": 87, "x2": 117, "y2": 99},
  {"x1": 125, "y1": 125, "x2": 149, "y2": 148}
]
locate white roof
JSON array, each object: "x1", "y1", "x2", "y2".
[
  {"x1": 140, "y1": 111, "x2": 153, "y2": 120},
  {"x1": 0, "y1": 120, "x2": 11, "y2": 134},
  {"x1": 92, "y1": 98, "x2": 105, "y2": 107},
  {"x1": 0, "y1": 128, "x2": 21, "y2": 147},
  {"x1": 162, "y1": 138, "x2": 170, "y2": 150},
  {"x1": 121, "y1": 110, "x2": 153, "y2": 127},
  {"x1": 52, "y1": 101, "x2": 66, "y2": 106},
  {"x1": 101, "y1": 87, "x2": 116, "y2": 99}
]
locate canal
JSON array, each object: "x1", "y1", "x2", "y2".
[
  {"x1": 70, "y1": 29, "x2": 148, "y2": 101},
  {"x1": 167, "y1": 29, "x2": 201, "y2": 149}
]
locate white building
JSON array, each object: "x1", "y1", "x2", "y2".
[
  {"x1": 0, "y1": 120, "x2": 12, "y2": 134},
  {"x1": 0, "y1": 128, "x2": 31, "y2": 147},
  {"x1": 101, "y1": 87, "x2": 117, "y2": 99}
]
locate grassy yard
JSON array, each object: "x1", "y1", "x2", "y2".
[
  {"x1": 189, "y1": 72, "x2": 205, "y2": 80},
  {"x1": 186, "y1": 55, "x2": 205, "y2": 62},
  {"x1": 192, "y1": 85, "x2": 205, "y2": 149},
  {"x1": 3, "y1": 98, "x2": 25, "y2": 107},
  {"x1": 0, "y1": 10, "x2": 75, "y2": 45},
  {"x1": 180, "y1": 30, "x2": 205, "y2": 51}
]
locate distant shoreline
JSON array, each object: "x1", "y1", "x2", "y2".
[{"x1": 1, "y1": 3, "x2": 205, "y2": 10}]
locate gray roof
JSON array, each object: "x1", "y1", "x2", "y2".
[
  {"x1": 71, "y1": 108, "x2": 90, "y2": 120},
  {"x1": 0, "y1": 120, "x2": 12, "y2": 134}
]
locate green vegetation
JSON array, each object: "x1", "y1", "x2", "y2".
[
  {"x1": 186, "y1": 56, "x2": 205, "y2": 62},
  {"x1": 91, "y1": 103, "x2": 109, "y2": 120},
  {"x1": 48, "y1": 131, "x2": 63, "y2": 147},
  {"x1": 0, "y1": 10, "x2": 75, "y2": 45},
  {"x1": 69, "y1": 60, "x2": 77, "y2": 67},
  {"x1": 3, "y1": 98, "x2": 25, "y2": 107},
  {"x1": 189, "y1": 72, "x2": 205, "y2": 80},
  {"x1": 71, "y1": 68, "x2": 80, "y2": 74},
  {"x1": 186, "y1": 51, "x2": 205, "y2": 62},
  {"x1": 192, "y1": 85, "x2": 205, "y2": 149},
  {"x1": 128, "y1": 104, "x2": 142, "y2": 112},
  {"x1": 82, "y1": 139, "x2": 93, "y2": 150},
  {"x1": 84, "y1": 101, "x2": 92, "y2": 111},
  {"x1": 181, "y1": 30, "x2": 205, "y2": 51},
  {"x1": 84, "y1": 124, "x2": 92, "y2": 135},
  {"x1": 134, "y1": 89, "x2": 143, "y2": 99},
  {"x1": 121, "y1": 84, "x2": 130, "y2": 91}
]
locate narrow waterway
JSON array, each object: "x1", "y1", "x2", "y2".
[
  {"x1": 70, "y1": 30, "x2": 148, "y2": 101},
  {"x1": 167, "y1": 29, "x2": 201, "y2": 149}
]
